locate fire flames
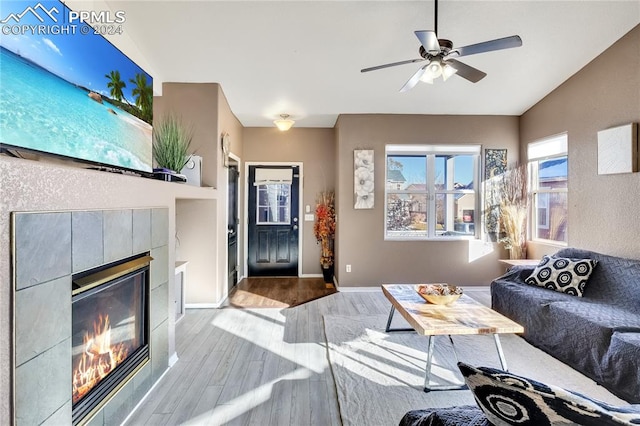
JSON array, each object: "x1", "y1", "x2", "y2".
[{"x1": 72, "y1": 314, "x2": 129, "y2": 404}]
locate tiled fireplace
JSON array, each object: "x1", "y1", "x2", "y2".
[{"x1": 12, "y1": 208, "x2": 170, "y2": 425}]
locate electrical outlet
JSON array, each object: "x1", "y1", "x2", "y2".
[{"x1": 346, "y1": 264, "x2": 351, "y2": 273}]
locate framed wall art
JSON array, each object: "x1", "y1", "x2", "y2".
[{"x1": 354, "y1": 149, "x2": 374, "y2": 209}]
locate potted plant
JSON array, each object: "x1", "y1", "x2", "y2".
[
  {"x1": 314, "y1": 190, "x2": 336, "y2": 283},
  {"x1": 497, "y1": 164, "x2": 528, "y2": 259},
  {"x1": 152, "y1": 114, "x2": 193, "y2": 176}
]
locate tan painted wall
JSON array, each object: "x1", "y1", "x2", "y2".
[
  {"x1": 334, "y1": 114, "x2": 520, "y2": 287},
  {"x1": 154, "y1": 83, "x2": 220, "y2": 187},
  {"x1": 243, "y1": 127, "x2": 336, "y2": 275},
  {"x1": 216, "y1": 86, "x2": 245, "y2": 292},
  {"x1": 520, "y1": 24, "x2": 640, "y2": 260},
  {"x1": 156, "y1": 83, "x2": 243, "y2": 305}
]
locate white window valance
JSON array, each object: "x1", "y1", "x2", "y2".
[{"x1": 254, "y1": 168, "x2": 293, "y2": 186}]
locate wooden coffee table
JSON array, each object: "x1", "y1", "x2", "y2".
[{"x1": 381, "y1": 284, "x2": 524, "y2": 392}]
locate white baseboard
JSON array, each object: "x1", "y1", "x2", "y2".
[
  {"x1": 336, "y1": 285, "x2": 490, "y2": 293},
  {"x1": 185, "y1": 302, "x2": 223, "y2": 309},
  {"x1": 168, "y1": 352, "x2": 179, "y2": 367},
  {"x1": 122, "y1": 363, "x2": 172, "y2": 425},
  {"x1": 461, "y1": 285, "x2": 491, "y2": 292},
  {"x1": 300, "y1": 273, "x2": 323, "y2": 278},
  {"x1": 336, "y1": 285, "x2": 381, "y2": 292}
]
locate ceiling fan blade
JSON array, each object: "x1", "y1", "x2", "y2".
[
  {"x1": 450, "y1": 35, "x2": 522, "y2": 58},
  {"x1": 445, "y1": 59, "x2": 487, "y2": 83},
  {"x1": 415, "y1": 30, "x2": 440, "y2": 55},
  {"x1": 400, "y1": 65, "x2": 427, "y2": 92},
  {"x1": 361, "y1": 58, "x2": 425, "y2": 73}
]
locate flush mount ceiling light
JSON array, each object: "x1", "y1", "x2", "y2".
[{"x1": 274, "y1": 114, "x2": 295, "y2": 131}]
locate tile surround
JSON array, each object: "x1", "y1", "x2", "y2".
[
  {"x1": 103, "y1": 209, "x2": 133, "y2": 263},
  {"x1": 15, "y1": 275, "x2": 71, "y2": 367},
  {"x1": 13, "y1": 208, "x2": 169, "y2": 425},
  {"x1": 133, "y1": 209, "x2": 152, "y2": 254},
  {"x1": 72, "y1": 211, "x2": 104, "y2": 273},
  {"x1": 14, "y1": 212, "x2": 71, "y2": 290},
  {"x1": 14, "y1": 338, "x2": 71, "y2": 425},
  {"x1": 152, "y1": 208, "x2": 169, "y2": 248}
]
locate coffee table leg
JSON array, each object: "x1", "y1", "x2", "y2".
[
  {"x1": 493, "y1": 334, "x2": 509, "y2": 371},
  {"x1": 424, "y1": 335, "x2": 435, "y2": 389},
  {"x1": 384, "y1": 305, "x2": 414, "y2": 332},
  {"x1": 423, "y1": 335, "x2": 468, "y2": 392}
]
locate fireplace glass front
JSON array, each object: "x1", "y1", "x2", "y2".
[{"x1": 71, "y1": 255, "x2": 150, "y2": 424}]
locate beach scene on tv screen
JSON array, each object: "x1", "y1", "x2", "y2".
[{"x1": 0, "y1": 0, "x2": 153, "y2": 173}]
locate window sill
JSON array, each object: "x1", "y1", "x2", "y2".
[
  {"x1": 384, "y1": 236, "x2": 478, "y2": 242},
  {"x1": 529, "y1": 239, "x2": 567, "y2": 247}
]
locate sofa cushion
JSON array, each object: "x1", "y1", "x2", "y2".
[
  {"x1": 458, "y1": 362, "x2": 640, "y2": 426},
  {"x1": 602, "y1": 332, "x2": 640, "y2": 403},
  {"x1": 542, "y1": 302, "x2": 640, "y2": 385},
  {"x1": 399, "y1": 406, "x2": 489, "y2": 426},
  {"x1": 525, "y1": 255, "x2": 598, "y2": 297},
  {"x1": 490, "y1": 279, "x2": 572, "y2": 345}
]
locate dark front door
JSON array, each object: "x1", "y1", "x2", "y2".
[
  {"x1": 248, "y1": 165, "x2": 299, "y2": 276},
  {"x1": 228, "y1": 164, "x2": 239, "y2": 291}
]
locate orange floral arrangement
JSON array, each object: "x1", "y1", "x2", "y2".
[{"x1": 314, "y1": 191, "x2": 336, "y2": 268}]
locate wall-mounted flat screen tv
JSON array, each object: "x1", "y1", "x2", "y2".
[{"x1": 0, "y1": 0, "x2": 153, "y2": 174}]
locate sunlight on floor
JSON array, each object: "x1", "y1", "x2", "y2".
[
  {"x1": 181, "y1": 368, "x2": 313, "y2": 425},
  {"x1": 210, "y1": 309, "x2": 327, "y2": 374}
]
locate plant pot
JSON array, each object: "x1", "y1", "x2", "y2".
[{"x1": 322, "y1": 265, "x2": 334, "y2": 284}]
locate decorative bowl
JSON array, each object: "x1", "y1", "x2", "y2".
[{"x1": 414, "y1": 284, "x2": 463, "y2": 305}]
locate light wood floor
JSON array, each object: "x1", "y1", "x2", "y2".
[{"x1": 125, "y1": 287, "x2": 490, "y2": 425}]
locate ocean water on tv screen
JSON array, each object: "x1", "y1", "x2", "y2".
[{"x1": 0, "y1": 47, "x2": 152, "y2": 173}]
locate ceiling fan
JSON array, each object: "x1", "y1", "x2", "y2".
[{"x1": 361, "y1": 0, "x2": 522, "y2": 92}]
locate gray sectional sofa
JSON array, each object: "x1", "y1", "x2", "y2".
[{"x1": 491, "y1": 247, "x2": 640, "y2": 403}]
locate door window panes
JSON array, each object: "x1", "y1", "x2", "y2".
[{"x1": 257, "y1": 184, "x2": 291, "y2": 224}]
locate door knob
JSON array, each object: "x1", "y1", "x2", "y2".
[{"x1": 293, "y1": 225, "x2": 298, "y2": 230}]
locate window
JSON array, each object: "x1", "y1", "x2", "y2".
[
  {"x1": 528, "y1": 134, "x2": 568, "y2": 243},
  {"x1": 385, "y1": 145, "x2": 480, "y2": 239},
  {"x1": 254, "y1": 167, "x2": 293, "y2": 225},
  {"x1": 257, "y1": 183, "x2": 291, "y2": 224}
]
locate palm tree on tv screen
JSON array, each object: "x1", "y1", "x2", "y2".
[
  {"x1": 105, "y1": 70, "x2": 127, "y2": 103},
  {"x1": 130, "y1": 73, "x2": 153, "y2": 123}
]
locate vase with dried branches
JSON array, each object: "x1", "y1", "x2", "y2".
[
  {"x1": 314, "y1": 191, "x2": 336, "y2": 281},
  {"x1": 497, "y1": 164, "x2": 528, "y2": 259}
]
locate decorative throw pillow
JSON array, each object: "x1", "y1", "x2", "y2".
[
  {"x1": 458, "y1": 362, "x2": 640, "y2": 426},
  {"x1": 524, "y1": 255, "x2": 597, "y2": 296}
]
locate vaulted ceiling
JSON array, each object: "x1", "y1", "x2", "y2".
[{"x1": 105, "y1": 1, "x2": 640, "y2": 127}]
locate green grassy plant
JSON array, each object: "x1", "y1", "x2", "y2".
[{"x1": 152, "y1": 114, "x2": 193, "y2": 172}]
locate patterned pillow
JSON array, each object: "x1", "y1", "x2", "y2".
[
  {"x1": 458, "y1": 362, "x2": 640, "y2": 426},
  {"x1": 525, "y1": 255, "x2": 597, "y2": 296}
]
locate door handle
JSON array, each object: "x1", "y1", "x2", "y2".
[
  {"x1": 293, "y1": 225, "x2": 298, "y2": 230},
  {"x1": 228, "y1": 229, "x2": 234, "y2": 235}
]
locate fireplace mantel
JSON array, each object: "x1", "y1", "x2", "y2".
[{"x1": 0, "y1": 156, "x2": 219, "y2": 425}]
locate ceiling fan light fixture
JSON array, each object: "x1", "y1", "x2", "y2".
[
  {"x1": 442, "y1": 63, "x2": 458, "y2": 81},
  {"x1": 419, "y1": 73, "x2": 434, "y2": 84},
  {"x1": 274, "y1": 114, "x2": 295, "y2": 131},
  {"x1": 425, "y1": 60, "x2": 443, "y2": 79}
]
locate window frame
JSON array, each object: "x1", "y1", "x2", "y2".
[
  {"x1": 528, "y1": 134, "x2": 568, "y2": 245},
  {"x1": 384, "y1": 144, "x2": 481, "y2": 241}
]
